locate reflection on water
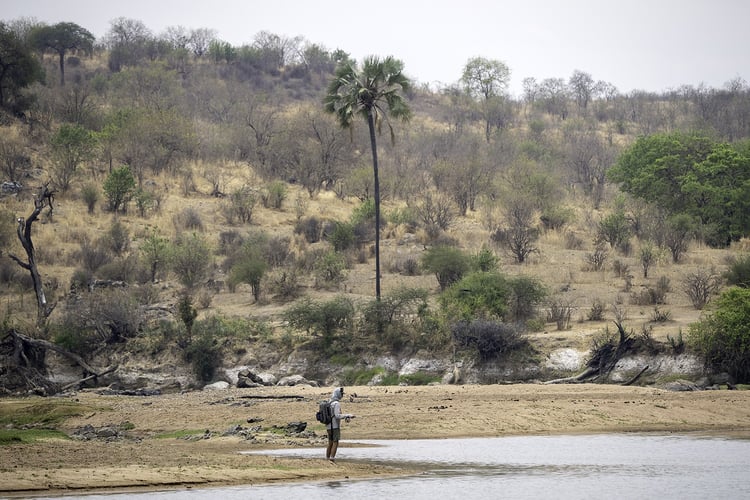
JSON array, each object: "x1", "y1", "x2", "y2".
[{"x1": 34, "y1": 434, "x2": 750, "y2": 500}]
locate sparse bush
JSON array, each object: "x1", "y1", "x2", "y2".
[
  {"x1": 451, "y1": 319, "x2": 527, "y2": 361},
  {"x1": 313, "y1": 250, "x2": 347, "y2": 288},
  {"x1": 295, "y1": 216, "x2": 322, "y2": 243},
  {"x1": 98, "y1": 255, "x2": 144, "y2": 283},
  {"x1": 327, "y1": 221, "x2": 355, "y2": 252},
  {"x1": 667, "y1": 330, "x2": 685, "y2": 354},
  {"x1": 639, "y1": 241, "x2": 656, "y2": 278},
  {"x1": 223, "y1": 186, "x2": 256, "y2": 224},
  {"x1": 173, "y1": 207, "x2": 204, "y2": 232},
  {"x1": 104, "y1": 219, "x2": 130, "y2": 256},
  {"x1": 633, "y1": 276, "x2": 670, "y2": 305},
  {"x1": 612, "y1": 259, "x2": 630, "y2": 278},
  {"x1": 564, "y1": 231, "x2": 584, "y2": 250},
  {"x1": 684, "y1": 269, "x2": 722, "y2": 309},
  {"x1": 724, "y1": 254, "x2": 750, "y2": 288},
  {"x1": 263, "y1": 180, "x2": 287, "y2": 209},
  {"x1": 414, "y1": 191, "x2": 455, "y2": 231},
  {"x1": 134, "y1": 188, "x2": 154, "y2": 217},
  {"x1": 547, "y1": 298, "x2": 573, "y2": 330},
  {"x1": 79, "y1": 239, "x2": 111, "y2": 274},
  {"x1": 80, "y1": 183, "x2": 99, "y2": 214},
  {"x1": 266, "y1": 236, "x2": 292, "y2": 268},
  {"x1": 387, "y1": 206, "x2": 418, "y2": 230},
  {"x1": 359, "y1": 287, "x2": 429, "y2": 339},
  {"x1": 60, "y1": 288, "x2": 142, "y2": 344},
  {"x1": 422, "y1": 246, "x2": 470, "y2": 291},
  {"x1": 540, "y1": 206, "x2": 574, "y2": 231},
  {"x1": 170, "y1": 233, "x2": 212, "y2": 290},
  {"x1": 268, "y1": 269, "x2": 301, "y2": 301},
  {"x1": 587, "y1": 299, "x2": 605, "y2": 321},
  {"x1": 584, "y1": 244, "x2": 608, "y2": 271},
  {"x1": 650, "y1": 306, "x2": 672, "y2": 322}
]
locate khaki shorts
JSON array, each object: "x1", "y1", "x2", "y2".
[{"x1": 327, "y1": 428, "x2": 341, "y2": 442}]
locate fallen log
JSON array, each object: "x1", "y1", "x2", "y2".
[
  {"x1": 622, "y1": 365, "x2": 649, "y2": 386},
  {"x1": 60, "y1": 366, "x2": 118, "y2": 392}
]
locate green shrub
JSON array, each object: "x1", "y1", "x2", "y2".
[
  {"x1": 80, "y1": 183, "x2": 99, "y2": 214},
  {"x1": 284, "y1": 296, "x2": 355, "y2": 347},
  {"x1": 540, "y1": 206, "x2": 574, "y2": 231},
  {"x1": 422, "y1": 246, "x2": 470, "y2": 291},
  {"x1": 263, "y1": 181, "x2": 287, "y2": 209},
  {"x1": 470, "y1": 246, "x2": 499, "y2": 272},
  {"x1": 184, "y1": 332, "x2": 221, "y2": 383},
  {"x1": 689, "y1": 287, "x2": 750, "y2": 382},
  {"x1": 327, "y1": 221, "x2": 355, "y2": 251},
  {"x1": 103, "y1": 165, "x2": 136, "y2": 212},
  {"x1": 313, "y1": 250, "x2": 347, "y2": 288},
  {"x1": 724, "y1": 254, "x2": 750, "y2": 288}
]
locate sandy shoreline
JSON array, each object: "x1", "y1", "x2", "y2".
[{"x1": 1, "y1": 383, "x2": 749, "y2": 497}]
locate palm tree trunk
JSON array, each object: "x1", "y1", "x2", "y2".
[{"x1": 367, "y1": 111, "x2": 381, "y2": 301}]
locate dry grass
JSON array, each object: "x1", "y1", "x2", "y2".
[{"x1": 2, "y1": 166, "x2": 738, "y2": 358}]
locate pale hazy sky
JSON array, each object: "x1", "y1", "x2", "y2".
[{"x1": 3, "y1": 0, "x2": 749, "y2": 96}]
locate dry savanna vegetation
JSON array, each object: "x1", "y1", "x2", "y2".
[{"x1": 0, "y1": 18, "x2": 749, "y2": 394}]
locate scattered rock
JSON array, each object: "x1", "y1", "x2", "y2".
[
  {"x1": 203, "y1": 381, "x2": 230, "y2": 391},
  {"x1": 662, "y1": 379, "x2": 701, "y2": 391},
  {"x1": 277, "y1": 375, "x2": 315, "y2": 387}
]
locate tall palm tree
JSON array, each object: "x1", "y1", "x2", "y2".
[{"x1": 323, "y1": 56, "x2": 411, "y2": 300}]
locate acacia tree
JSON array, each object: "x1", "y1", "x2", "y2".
[
  {"x1": 461, "y1": 57, "x2": 511, "y2": 141},
  {"x1": 0, "y1": 22, "x2": 44, "y2": 113},
  {"x1": 50, "y1": 123, "x2": 96, "y2": 192},
  {"x1": 323, "y1": 55, "x2": 411, "y2": 300},
  {"x1": 30, "y1": 22, "x2": 94, "y2": 86}
]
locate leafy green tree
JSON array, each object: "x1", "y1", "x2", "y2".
[
  {"x1": 422, "y1": 246, "x2": 470, "y2": 291},
  {"x1": 0, "y1": 22, "x2": 44, "y2": 113},
  {"x1": 140, "y1": 230, "x2": 169, "y2": 282},
  {"x1": 50, "y1": 123, "x2": 96, "y2": 192},
  {"x1": 461, "y1": 56, "x2": 511, "y2": 141},
  {"x1": 228, "y1": 242, "x2": 267, "y2": 302},
  {"x1": 30, "y1": 22, "x2": 94, "y2": 86},
  {"x1": 284, "y1": 296, "x2": 354, "y2": 347},
  {"x1": 170, "y1": 232, "x2": 212, "y2": 290},
  {"x1": 324, "y1": 55, "x2": 412, "y2": 300},
  {"x1": 597, "y1": 210, "x2": 631, "y2": 250},
  {"x1": 103, "y1": 165, "x2": 136, "y2": 212},
  {"x1": 689, "y1": 287, "x2": 750, "y2": 382},
  {"x1": 608, "y1": 132, "x2": 750, "y2": 246}
]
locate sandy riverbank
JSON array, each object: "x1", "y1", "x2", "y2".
[{"x1": 1, "y1": 383, "x2": 749, "y2": 497}]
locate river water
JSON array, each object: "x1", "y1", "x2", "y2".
[{"x1": 34, "y1": 433, "x2": 750, "y2": 500}]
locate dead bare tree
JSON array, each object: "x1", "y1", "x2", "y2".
[
  {"x1": 8, "y1": 183, "x2": 57, "y2": 327},
  {"x1": 3, "y1": 183, "x2": 114, "y2": 394}
]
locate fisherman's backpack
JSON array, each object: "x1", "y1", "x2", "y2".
[{"x1": 316, "y1": 400, "x2": 333, "y2": 424}]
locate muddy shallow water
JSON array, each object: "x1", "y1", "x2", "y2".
[{"x1": 36, "y1": 433, "x2": 750, "y2": 499}]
